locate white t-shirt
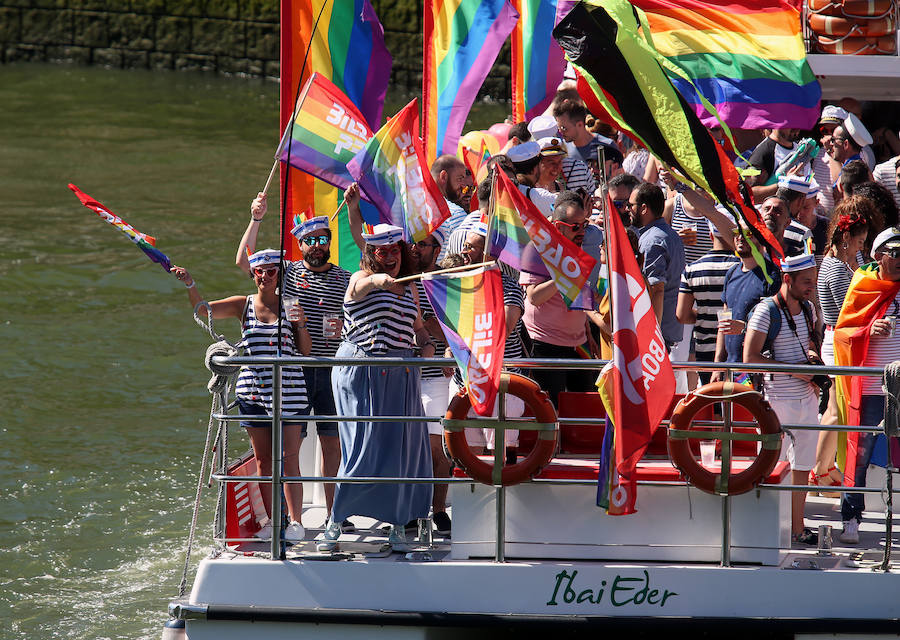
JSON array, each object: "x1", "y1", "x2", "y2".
[
  {"x1": 747, "y1": 298, "x2": 817, "y2": 401},
  {"x1": 518, "y1": 183, "x2": 557, "y2": 217}
]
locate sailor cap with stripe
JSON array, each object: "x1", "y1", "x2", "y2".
[
  {"x1": 779, "y1": 253, "x2": 817, "y2": 273},
  {"x1": 361, "y1": 223, "x2": 404, "y2": 246},
  {"x1": 469, "y1": 220, "x2": 488, "y2": 237},
  {"x1": 430, "y1": 225, "x2": 448, "y2": 247},
  {"x1": 248, "y1": 249, "x2": 283, "y2": 269},
  {"x1": 290, "y1": 215, "x2": 330, "y2": 240},
  {"x1": 777, "y1": 174, "x2": 814, "y2": 194},
  {"x1": 507, "y1": 141, "x2": 541, "y2": 165}
]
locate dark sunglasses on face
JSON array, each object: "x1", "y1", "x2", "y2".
[
  {"x1": 613, "y1": 199, "x2": 627, "y2": 209},
  {"x1": 302, "y1": 234, "x2": 330, "y2": 246},
  {"x1": 374, "y1": 245, "x2": 401, "y2": 258},
  {"x1": 884, "y1": 247, "x2": 900, "y2": 259},
  {"x1": 555, "y1": 219, "x2": 588, "y2": 232},
  {"x1": 253, "y1": 267, "x2": 279, "y2": 277}
]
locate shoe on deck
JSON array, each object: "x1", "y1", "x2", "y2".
[
  {"x1": 791, "y1": 527, "x2": 818, "y2": 546},
  {"x1": 340, "y1": 519, "x2": 356, "y2": 533},
  {"x1": 316, "y1": 520, "x2": 342, "y2": 552},
  {"x1": 433, "y1": 511, "x2": 451, "y2": 537},
  {"x1": 254, "y1": 519, "x2": 273, "y2": 541},
  {"x1": 840, "y1": 519, "x2": 860, "y2": 544},
  {"x1": 284, "y1": 521, "x2": 305, "y2": 543}
]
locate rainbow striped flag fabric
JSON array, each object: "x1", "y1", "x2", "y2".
[
  {"x1": 421, "y1": 264, "x2": 507, "y2": 416},
  {"x1": 279, "y1": 73, "x2": 374, "y2": 190},
  {"x1": 633, "y1": 0, "x2": 821, "y2": 130},
  {"x1": 69, "y1": 184, "x2": 172, "y2": 272},
  {"x1": 347, "y1": 100, "x2": 451, "y2": 244},
  {"x1": 423, "y1": 0, "x2": 520, "y2": 160},
  {"x1": 280, "y1": 0, "x2": 391, "y2": 270},
  {"x1": 487, "y1": 171, "x2": 596, "y2": 309},
  {"x1": 511, "y1": 0, "x2": 576, "y2": 122}
]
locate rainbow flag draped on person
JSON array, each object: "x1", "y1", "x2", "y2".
[
  {"x1": 423, "y1": 0, "x2": 519, "y2": 159},
  {"x1": 421, "y1": 265, "x2": 507, "y2": 415},
  {"x1": 280, "y1": 0, "x2": 391, "y2": 269},
  {"x1": 347, "y1": 100, "x2": 452, "y2": 243},
  {"x1": 632, "y1": 0, "x2": 820, "y2": 129},
  {"x1": 69, "y1": 184, "x2": 172, "y2": 272},
  {"x1": 511, "y1": 0, "x2": 577, "y2": 122}
]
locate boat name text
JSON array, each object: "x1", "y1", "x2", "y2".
[{"x1": 546, "y1": 569, "x2": 677, "y2": 608}]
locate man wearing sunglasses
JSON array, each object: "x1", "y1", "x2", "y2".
[{"x1": 237, "y1": 191, "x2": 352, "y2": 531}]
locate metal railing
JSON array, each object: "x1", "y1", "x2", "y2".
[{"x1": 207, "y1": 353, "x2": 896, "y2": 566}]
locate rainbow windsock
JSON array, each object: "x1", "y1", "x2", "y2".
[
  {"x1": 423, "y1": 0, "x2": 520, "y2": 160},
  {"x1": 68, "y1": 184, "x2": 172, "y2": 272},
  {"x1": 421, "y1": 264, "x2": 507, "y2": 416},
  {"x1": 633, "y1": 0, "x2": 821, "y2": 129},
  {"x1": 511, "y1": 0, "x2": 577, "y2": 122},
  {"x1": 347, "y1": 99, "x2": 451, "y2": 243}
]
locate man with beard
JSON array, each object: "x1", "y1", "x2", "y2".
[
  {"x1": 759, "y1": 194, "x2": 796, "y2": 254},
  {"x1": 774, "y1": 177, "x2": 814, "y2": 257},
  {"x1": 748, "y1": 128, "x2": 802, "y2": 200},
  {"x1": 237, "y1": 191, "x2": 350, "y2": 531},
  {"x1": 431, "y1": 155, "x2": 470, "y2": 261},
  {"x1": 744, "y1": 253, "x2": 822, "y2": 545}
]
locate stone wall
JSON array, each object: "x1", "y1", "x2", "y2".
[{"x1": 0, "y1": 0, "x2": 511, "y2": 97}]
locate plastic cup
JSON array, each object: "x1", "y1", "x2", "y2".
[
  {"x1": 323, "y1": 312, "x2": 342, "y2": 339},
  {"x1": 700, "y1": 440, "x2": 716, "y2": 466},
  {"x1": 887, "y1": 315, "x2": 897, "y2": 337},
  {"x1": 284, "y1": 297, "x2": 301, "y2": 322}
]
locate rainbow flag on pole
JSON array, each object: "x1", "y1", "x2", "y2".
[
  {"x1": 421, "y1": 264, "x2": 507, "y2": 416},
  {"x1": 347, "y1": 100, "x2": 451, "y2": 243},
  {"x1": 633, "y1": 0, "x2": 821, "y2": 129},
  {"x1": 423, "y1": 0, "x2": 519, "y2": 160}
]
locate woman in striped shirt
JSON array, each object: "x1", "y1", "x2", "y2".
[
  {"x1": 319, "y1": 224, "x2": 435, "y2": 552},
  {"x1": 172, "y1": 249, "x2": 311, "y2": 542}
]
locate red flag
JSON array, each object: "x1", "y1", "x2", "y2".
[{"x1": 596, "y1": 193, "x2": 675, "y2": 514}]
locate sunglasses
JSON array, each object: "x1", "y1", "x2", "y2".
[
  {"x1": 555, "y1": 220, "x2": 589, "y2": 232},
  {"x1": 374, "y1": 245, "x2": 401, "y2": 258},
  {"x1": 302, "y1": 234, "x2": 330, "y2": 246},
  {"x1": 415, "y1": 239, "x2": 440, "y2": 249},
  {"x1": 253, "y1": 267, "x2": 279, "y2": 277},
  {"x1": 613, "y1": 199, "x2": 627, "y2": 209},
  {"x1": 884, "y1": 248, "x2": 900, "y2": 259}
]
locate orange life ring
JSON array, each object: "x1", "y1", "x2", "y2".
[
  {"x1": 667, "y1": 382, "x2": 782, "y2": 496},
  {"x1": 808, "y1": 0, "x2": 893, "y2": 17},
  {"x1": 808, "y1": 13, "x2": 895, "y2": 36},
  {"x1": 815, "y1": 34, "x2": 897, "y2": 54},
  {"x1": 444, "y1": 373, "x2": 558, "y2": 486}
]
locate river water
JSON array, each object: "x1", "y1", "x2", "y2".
[{"x1": 0, "y1": 64, "x2": 508, "y2": 640}]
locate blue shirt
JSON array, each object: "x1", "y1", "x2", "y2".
[
  {"x1": 638, "y1": 217, "x2": 685, "y2": 345},
  {"x1": 582, "y1": 224, "x2": 604, "y2": 290},
  {"x1": 720, "y1": 260, "x2": 781, "y2": 362}
]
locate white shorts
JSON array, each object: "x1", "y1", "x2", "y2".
[
  {"x1": 821, "y1": 328, "x2": 835, "y2": 368},
  {"x1": 449, "y1": 378, "x2": 523, "y2": 449},
  {"x1": 766, "y1": 390, "x2": 820, "y2": 472},
  {"x1": 421, "y1": 376, "x2": 451, "y2": 436}
]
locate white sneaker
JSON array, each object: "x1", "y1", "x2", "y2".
[
  {"x1": 316, "y1": 519, "x2": 342, "y2": 552},
  {"x1": 284, "y1": 521, "x2": 305, "y2": 543},
  {"x1": 388, "y1": 524, "x2": 411, "y2": 552},
  {"x1": 840, "y1": 519, "x2": 859, "y2": 544},
  {"x1": 254, "y1": 518, "x2": 273, "y2": 541}
]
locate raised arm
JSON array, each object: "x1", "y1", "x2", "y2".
[
  {"x1": 236, "y1": 192, "x2": 267, "y2": 275},
  {"x1": 171, "y1": 266, "x2": 246, "y2": 320},
  {"x1": 345, "y1": 183, "x2": 366, "y2": 251}
]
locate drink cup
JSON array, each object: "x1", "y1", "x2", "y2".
[
  {"x1": 887, "y1": 315, "x2": 897, "y2": 337},
  {"x1": 323, "y1": 312, "x2": 342, "y2": 339},
  {"x1": 284, "y1": 297, "x2": 301, "y2": 322},
  {"x1": 681, "y1": 222, "x2": 698, "y2": 245},
  {"x1": 700, "y1": 440, "x2": 716, "y2": 466},
  {"x1": 717, "y1": 309, "x2": 732, "y2": 332}
]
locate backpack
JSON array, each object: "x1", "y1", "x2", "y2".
[{"x1": 755, "y1": 295, "x2": 820, "y2": 357}]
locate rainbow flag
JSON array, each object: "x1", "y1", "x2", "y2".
[
  {"x1": 511, "y1": 0, "x2": 576, "y2": 122},
  {"x1": 423, "y1": 0, "x2": 519, "y2": 160},
  {"x1": 421, "y1": 264, "x2": 507, "y2": 416},
  {"x1": 633, "y1": 0, "x2": 821, "y2": 130},
  {"x1": 68, "y1": 184, "x2": 172, "y2": 272},
  {"x1": 487, "y1": 171, "x2": 596, "y2": 309},
  {"x1": 280, "y1": 0, "x2": 391, "y2": 269},
  {"x1": 347, "y1": 100, "x2": 451, "y2": 244}
]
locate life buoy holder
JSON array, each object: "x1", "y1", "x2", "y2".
[
  {"x1": 808, "y1": 0, "x2": 893, "y2": 18},
  {"x1": 808, "y1": 13, "x2": 895, "y2": 37},
  {"x1": 667, "y1": 381, "x2": 782, "y2": 496},
  {"x1": 815, "y1": 34, "x2": 897, "y2": 54},
  {"x1": 443, "y1": 372, "x2": 558, "y2": 486}
]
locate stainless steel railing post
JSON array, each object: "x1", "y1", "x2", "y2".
[
  {"x1": 270, "y1": 361, "x2": 285, "y2": 560},
  {"x1": 721, "y1": 367, "x2": 732, "y2": 568},
  {"x1": 495, "y1": 380, "x2": 507, "y2": 563}
]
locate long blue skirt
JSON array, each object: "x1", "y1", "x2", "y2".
[{"x1": 330, "y1": 342, "x2": 433, "y2": 526}]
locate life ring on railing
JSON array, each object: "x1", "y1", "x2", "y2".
[
  {"x1": 443, "y1": 373, "x2": 558, "y2": 487},
  {"x1": 808, "y1": 0, "x2": 893, "y2": 18},
  {"x1": 815, "y1": 34, "x2": 897, "y2": 54},
  {"x1": 808, "y1": 13, "x2": 895, "y2": 36},
  {"x1": 667, "y1": 381, "x2": 782, "y2": 496}
]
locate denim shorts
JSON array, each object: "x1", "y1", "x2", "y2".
[{"x1": 237, "y1": 399, "x2": 309, "y2": 437}]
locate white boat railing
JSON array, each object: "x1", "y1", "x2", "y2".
[{"x1": 207, "y1": 353, "x2": 896, "y2": 566}]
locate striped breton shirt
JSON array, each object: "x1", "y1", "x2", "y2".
[
  {"x1": 670, "y1": 193, "x2": 713, "y2": 265},
  {"x1": 817, "y1": 255, "x2": 854, "y2": 327},
  {"x1": 747, "y1": 298, "x2": 818, "y2": 401},
  {"x1": 862, "y1": 288, "x2": 900, "y2": 395},
  {"x1": 679, "y1": 250, "x2": 740, "y2": 355},
  {"x1": 782, "y1": 219, "x2": 813, "y2": 257},
  {"x1": 418, "y1": 292, "x2": 449, "y2": 380},
  {"x1": 561, "y1": 155, "x2": 596, "y2": 193},
  {"x1": 283, "y1": 261, "x2": 351, "y2": 357},
  {"x1": 343, "y1": 285, "x2": 419, "y2": 355},
  {"x1": 235, "y1": 296, "x2": 309, "y2": 414},
  {"x1": 874, "y1": 155, "x2": 900, "y2": 210}
]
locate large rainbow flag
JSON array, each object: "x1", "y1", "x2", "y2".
[
  {"x1": 423, "y1": 0, "x2": 519, "y2": 160},
  {"x1": 281, "y1": 0, "x2": 391, "y2": 269},
  {"x1": 511, "y1": 0, "x2": 576, "y2": 122},
  {"x1": 347, "y1": 100, "x2": 451, "y2": 243},
  {"x1": 633, "y1": 0, "x2": 821, "y2": 129},
  {"x1": 421, "y1": 264, "x2": 507, "y2": 416}
]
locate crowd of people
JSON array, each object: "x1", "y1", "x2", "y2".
[{"x1": 173, "y1": 85, "x2": 900, "y2": 551}]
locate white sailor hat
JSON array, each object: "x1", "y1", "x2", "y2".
[
  {"x1": 872, "y1": 226, "x2": 900, "y2": 255},
  {"x1": 361, "y1": 223, "x2": 404, "y2": 246},
  {"x1": 779, "y1": 253, "x2": 817, "y2": 273},
  {"x1": 507, "y1": 141, "x2": 541, "y2": 165},
  {"x1": 777, "y1": 174, "x2": 813, "y2": 194},
  {"x1": 430, "y1": 225, "x2": 448, "y2": 246},
  {"x1": 805, "y1": 178, "x2": 820, "y2": 199},
  {"x1": 470, "y1": 220, "x2": 488, "y2": 237},
  {"x1": 537, "y1": 136, "x2": 567, "y2": 156},
  {"x1": 248, "y1": 248, "x2": 283, "y2": 269},
  {"x1": 843, "y1": 112, "x2": 873, "y2": 147},
  {"x1": 527, "y1": 115, "x2": 559, "y2": 140},
  {"x1": 290, "y1": 215, "x2": 330, "y2": 240},
  {"x1": 819, "y1": 105, "x2": 849, "y2": 125}
]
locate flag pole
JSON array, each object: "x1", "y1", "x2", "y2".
[
  {"x1": 264, "y1": 74, "x2": 316, "y2": 195},
  {"x1": 329, "y1": 192, "x2": 349, "y2": 220},
  {"x1": 599, "y1": 146, "x2": 615, "y2": 337},
  {"x1": 393, "y1": 260, "x2": 495, "y2": 284}
]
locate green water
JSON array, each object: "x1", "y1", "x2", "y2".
[{"x1": 0, "y1": 63, "x2": 510, "y2": 640}]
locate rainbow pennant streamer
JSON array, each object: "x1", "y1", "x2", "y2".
[
  {"x1": 423, "y1": 0, "x2": 520, "y2": 160},
  {"x1": 511, "y1": 0, "x2": 576, "y2": 122},
  {"x1": 68, "y1": 184, "x2": 172, "y2": 272},
  {"x1": 421, "y1": 264, "x2": 507, "y2": 416},
  {"x1": 633, "y1": 0, "x2": 821, "y2": 129}
]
